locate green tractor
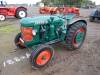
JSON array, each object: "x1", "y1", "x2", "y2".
[{"x1": 15, "y1": 14, "x2": 87, "y2": 68}]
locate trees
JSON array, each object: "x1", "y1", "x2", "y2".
[
  {"x1": 41, "y1": 0, "x2": 84, "y2": 6},
  {"x1": 41, "y1": 0, "x2": 95, "y2": 7}
]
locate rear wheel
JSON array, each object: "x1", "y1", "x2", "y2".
[
  {"x1": 14, "y1": 33, "x2": 26, "y2": 49},
  {"x1": 0, "y1": 14, "x2": 6, "y2": 21},
  {"x1": 30, "y1": 45, "x2": 54, "y2": 68},
  {"x1": 66, "y1": 22, "x2": 87, "y2": 50},
  {"x1": 15, "y1": 8, "x2": 27, "y2": 19}
]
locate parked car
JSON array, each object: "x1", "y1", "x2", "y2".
[{"x1": 89, "y1": 8, "x2": 100, "y2": 22}]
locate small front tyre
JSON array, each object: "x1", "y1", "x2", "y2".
[
  {"x1": 14, "y1": 33, "x2": 26, "y2": 49},
  {"x1": 0, "y1": 14, "x2": 6, "y2": 21},
  {"x1": 30, "y1": 45, "x2": 54, "y2": 68}
]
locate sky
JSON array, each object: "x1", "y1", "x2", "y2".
[
  {"x1": 4, "y1": 0, "x2": 41, "y2": 4},
  {"x1": 2, "y1": 0, "x2": 100, "y2": 5},
  {"x1": 92, "y1": 0, "x2": 100, "y2": 5}
]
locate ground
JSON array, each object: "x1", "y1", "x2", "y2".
[{"x1": 0, "y1": 7, "x2": 100, "y2": 75}]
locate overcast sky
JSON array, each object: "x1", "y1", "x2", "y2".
[
  {"x1": 4, "y1": 0, "x2": 41, "y2": 4},
  {"x1": 3, "y1": 0, "x2": 100, "y2": 5},
  {"x1": 92, "y1": 0, "x2": 100, "y2": 5}
]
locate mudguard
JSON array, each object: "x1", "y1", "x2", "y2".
[
  {"x1": 63, "y1": 14, "x2": 87, "y2": 25},
  {"x1": 67, "y1": 17, "x2": 87, "y2": 30},
  {"x1": 16, "y1": 6, "x2": 27, "y2": 11},
  {"x1": 68, "y1": 18, "x2": 87, "y2": 25}
]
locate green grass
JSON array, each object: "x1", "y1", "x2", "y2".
[{"x1": 0, "y1": 25, "x2": 19, "y2": 33}]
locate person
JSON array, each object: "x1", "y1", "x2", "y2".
[{"x1": 0, "y1": 1, "x2": 7, "y2": 6}]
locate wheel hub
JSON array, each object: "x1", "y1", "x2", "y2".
[
  {"x1": 75, "y1": 32, "x2": 84, "y2": 43},
  {"x1": 36, "y1": 50, "x2": 51, "y2": 65},
  {"x1": 0, "y1": 15, "x2": 5, "y2": 21},
  {"x1": 73, "y1": 28, "x2": 85, "y2": 47},
  {"x1": 19, "y1": 11, "x2": 26, "y2": 18}
]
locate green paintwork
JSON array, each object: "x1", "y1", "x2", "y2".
[
  {"x1": 20, "y1": 14, "x2": 79, "y2": 47},
  {"x1": 75, "y1": 32, "x2": 85, "y2": 43},
  {"x1": 21, "y1": 15, "x2": 63, "y2": 27}
]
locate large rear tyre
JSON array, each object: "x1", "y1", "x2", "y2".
[
  {"x1": 15, "y1": 8, "x2": 27, "y2": 19},
  {"x1": 30, "y1": 45, "x2": 54, "y2": 68},
  {"x1": 66, "y1": 22, "x2": 87, "y2": 50},
  {"x1": 14, "y1": 33, "x2": 26, "y2": 49}
]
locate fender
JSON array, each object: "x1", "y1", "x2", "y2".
[
  {"x1": 15, "y1": 6, "x2": 27, "y2": 12},
  {"x1": 67, "y1": 18, "x2": 87, "y2": 30},
  {"x1": 69, "y1": 18, "x2": 87, "y2": 25}
]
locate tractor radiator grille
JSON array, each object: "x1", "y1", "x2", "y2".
[{"x1": 21, "y1": 27, "x2": 33, "y2": 41}]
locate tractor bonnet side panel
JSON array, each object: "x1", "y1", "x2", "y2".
[
  {"x1": 20, "y1": 15, "x2": 65, "y2": 47},
  {"x1": 0, "y1": 7, "x2": 8, "y2": 15},
  {"x1": 0, "y1": 7, "x2": 16, "y2": 16},
  {"x1": 7, "y1": 7, "x2": 16, "y2": 16}
]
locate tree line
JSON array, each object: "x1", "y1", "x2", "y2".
[{"x1": 41, "y1": 0, "x2": 95, "y2": 7}]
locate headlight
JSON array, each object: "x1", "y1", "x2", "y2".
[{"x1": 32, "y1": 30, "x2": 36, "y2": 36}]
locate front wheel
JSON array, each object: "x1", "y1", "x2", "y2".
[
  {"x1": 66, "y1": 22, "x2": 87, "y2": 50},
  {"x1": 30, "y1": 45, "x2": 54, "y2": 68},
  {"x1": 0, "y1": 14, "x2": 6, "y2": 21},
  {"x1": 14, "y1": 33, "x2": 26, "y2": 49}
]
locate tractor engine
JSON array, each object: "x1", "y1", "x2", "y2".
[{"x1": 20, "y1": 15, "x2": 65, "y2": 46}]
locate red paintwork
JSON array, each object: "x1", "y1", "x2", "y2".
[
  {"x1": 0, "y1": 6, "x2": 26, "y2": 16},
  {"x1": 39, "y1": 6, "x2": 58, "y2": 14},
  {"x1": 72, "y1": 28, "x2": 85, "y2": 48},
  {"x1": 0, "y1": 6, "x2": 17, "y2": 16},
  {"x1": 39, "y1": 6, "x2": 80, "y2": 15},
  {"x1": 36, "y1": 50, "x2": 51, "y2": 65},
  {"x1": 62, "y1": 7, "x2": 80, "y2": 15},
  {"x1": 21, "y1": 27, "x2": 33, "y2": 41}
]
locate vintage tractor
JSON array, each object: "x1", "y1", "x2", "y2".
[
  {"x1": 14, "y1": 13, "x2": 87, "y2": 68},
  {"x1": 0, "y1": 1, "x2": 27, "y2": 21},
  {"x1": 39, "y1": 6, "x2": 80, "y2": 15},
  {"x1": 89, "y1": 8, "x2": 100, "y2": 22},
  {"x1": 39, "y1": 6, "x2": 59, "y2": 14}
]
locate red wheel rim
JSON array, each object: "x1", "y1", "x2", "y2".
[
  {"x1": 36, "y1": 50, "x2": 51, "y2": 65},
  {"x1": 72, "y1": 28, "x2": 85, "y2": 48}
]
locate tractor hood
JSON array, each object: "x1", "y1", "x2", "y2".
[{"x1": 20, "y1": 15, "x2": 61, "y2": 27}]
